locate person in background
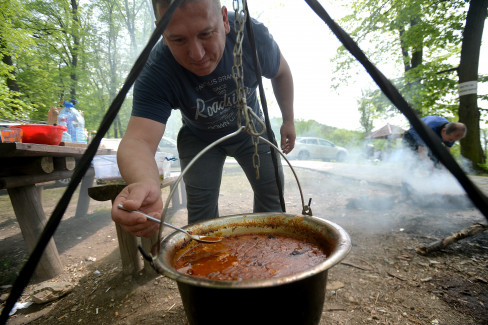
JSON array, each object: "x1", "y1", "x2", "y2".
[
  {"x1": 111, "y1": 0, "x2": 295, "y2": 237},
  {"x1": 402, "y1": 116, "x2": 466, "y2": 168},
  {"x1": 401, "y1": 116, "x2": 466, "y2": 198}
]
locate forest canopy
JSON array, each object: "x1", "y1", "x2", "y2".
[{"x1": 0, "y1": 0, "x2": 486, "y2": 168}]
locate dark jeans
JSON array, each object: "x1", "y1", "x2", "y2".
[{"x1": 177, "y1": 126, "x2": 284, "y2": 224}]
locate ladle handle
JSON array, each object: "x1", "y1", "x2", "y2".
[{"x1": 117, "y1": 204, "x2": 181, "y2": 231}]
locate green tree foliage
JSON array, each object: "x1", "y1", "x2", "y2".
[
  {"x1": 290, "y1": 118, "x2": 363, "y2": 147},
  {"x1": 333, "y1": 0, "x2": 488, "y2": 170},
  {"x1": 333, "y1": 0, "x2": 469, "y2": 118},
  {"x1": 77, "y1": 0, "x2": 154, "y2": 136},
  {"x1": 0, "y1": 0, "x2": 37, "y2": 119},
  {"x1": 0, "y1": 0, "x2": 93, "y2": 121},
  {"x1": 0, "y1": 0, "x2": 153, "y2": 137},
  {"x1": 83, "y1": 0, "x2": 127, "y2": 136}
]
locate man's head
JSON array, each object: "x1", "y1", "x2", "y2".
[
  {"x1": 152, "y1": 0, "x2": 221, "y2": 20},
  {"x1": 152, "y1": 0, "x2": 230, "y2": 76},
  {"x1": 441, "y1": 122, "x2": 467, "y2": 143}
]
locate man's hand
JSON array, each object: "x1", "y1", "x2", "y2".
[
  {"x1": 112, "y1": 182, "x2": 162, "y2": 238},
  {"x1": 280, "y1": 120, "x2": 296, "y2": 154},
  {"x1": 112, "y1": 116, "x2": 166, "y2": 237}
]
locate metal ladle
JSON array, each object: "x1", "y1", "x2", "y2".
[{"x1": 117, "y1": 204, "x2": 222, "y2": 243}]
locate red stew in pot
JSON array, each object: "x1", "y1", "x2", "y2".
[{"x1": 173, "y1": 233, "x2": 328, "y2": 281}]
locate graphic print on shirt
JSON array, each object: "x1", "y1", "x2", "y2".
[{"x1": 193, "y1": 73, "x2": 255, "y2": 132}]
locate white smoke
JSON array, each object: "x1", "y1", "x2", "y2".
[{"x1": 399, "y1": 147, "x2": 466, "y2": 196}]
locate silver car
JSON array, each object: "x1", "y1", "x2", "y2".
[{"x1": 287, "y1": 137, "x2": 348, "y2": 162}]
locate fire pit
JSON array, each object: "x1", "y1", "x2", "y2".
[{"x1": 402, "y1": 179, "x2": 473, "y2": 209}]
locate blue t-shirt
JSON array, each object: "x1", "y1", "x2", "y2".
[
  {"x1": 406, "y1": 116, "x2": 454, "y2": 147},
  {"x1": 132, "y1": 12, "x2": 281, "y2": 142}
]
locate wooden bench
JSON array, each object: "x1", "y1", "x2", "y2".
[
  {"x1": 0, "y1": 142, "x2": 113, "y2": 280},
  {"x1": 87, "y1": 174, "x2": 186, "y2": 274}
]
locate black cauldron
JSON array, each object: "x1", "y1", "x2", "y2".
[{"x1": 150, "y1": 213, "x2": 351, "y2": 325}]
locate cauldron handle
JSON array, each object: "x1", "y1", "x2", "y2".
[
  {"x1": 154, "y1": 127, "x2": 313, "y2": 257},
  {"x1": 257, "y1": 136, "x2": 312, "y2": 216},
  {"x1": 155, "y1": 126, "x2": 247, "y2": 253},
  {"x1": 138, "y1": 245, "x2": 152, "y2": 262}
]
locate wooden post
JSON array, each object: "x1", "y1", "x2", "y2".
[
  {"x1": 170, "y1": 182, "x2": 181, "y2": 208},
  {"x1": 110, "y1": 197, "x2": 141, "y2": 275},
  {"x1": 36, "y1": 185, "x2": 44, "y2": 207},
  {"x1": 87, "y1": 184, "x2": 142, "y2": 275},
  {"x1": 87, "y1": 175, "x2": 183, "y2": 275},
  {"x1": 75, "y1": 167, "x2": 95, "y2": 218},
  {"x1": 7, "y1": 185, "x2": 63, "y2": 280},
  {"x1": 166, "y1": 178, "x2": 186, "y2": 209},
  {"x1": 114, "y1": 222, "x2": 141, "y2": 275}
]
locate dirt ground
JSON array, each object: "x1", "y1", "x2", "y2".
[{"x1": 1, "y1": 164, "x2": 487, "y2": 324}]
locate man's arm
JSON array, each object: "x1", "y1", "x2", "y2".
[
  {"x1": 271, "y1": 53, "x2": 295, "y2": 154},
  {"x1": 111, "y1": 116, "x2": 166, "y2": 237},
  {"x1": 117, "y1": 116, "x2": 164, "y2": 184}
]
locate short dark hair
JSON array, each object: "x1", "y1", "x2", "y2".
[
  {"x1": 445, "y1": 122, "x2": 467, "y2": 137},
  {"x1": 152, "y1": 0, "x2": 221, "y2": 20}
]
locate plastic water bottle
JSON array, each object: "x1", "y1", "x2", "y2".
[
  {"x1": 72, "y1": 111, "x2": 87, "y2": 143},
  {"x1": 57, "y1": 102, "x2": 73, "y2": 142},
  {"x1": 57, "y1": 99, "x2": 87, "y2": 143}
]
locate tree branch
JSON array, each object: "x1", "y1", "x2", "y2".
[{"x1": 436, "y1": 67, "x2": 458, "y2": 75}]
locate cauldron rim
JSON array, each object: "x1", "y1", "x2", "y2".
[{"x1": 151, "y1": 213, "x2": 351, "y2": 289}]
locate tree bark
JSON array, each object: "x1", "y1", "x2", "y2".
[
  {"x1": 0, "y1": 35, "x2": 20, "y2": 107},
  {"x1": 398, "y1": 13, "x2": 423, "y2": 114},
  {"x1": 70, "y1": 0, "x2": 80, "y2": 98},
  {"x1": 458, "y1": 0, "x2": 488, "y2": 171}
]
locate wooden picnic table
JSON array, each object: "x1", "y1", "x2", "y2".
[
  {"x1": 88, "y1": 174, "x2": 186, "y2": 274},
  {"x1": 0, "y1": 142, "x2": 113, "y2": 281}
]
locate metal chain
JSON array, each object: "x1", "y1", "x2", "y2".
[
  {"x1": 232, "y1": 0, "x2": 247, "y2": 128},
  {"x1": 232, "y1": 0, "x2": 263, "y2": 179},
  {"x1": 232, "y1": 0, "x2": 266, "y2": 179}
]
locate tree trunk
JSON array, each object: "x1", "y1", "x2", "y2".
[
  {"x1": 107, "y1": 0, "x2": 120, "y2": 138},
  {"x1": 398, "y1": 14, "x2": 423, "y2": 115},
  {"x1": 70, "y1": 0, "x2": 80, "y2": 98},
  {"x1": 0, "y1": 35, "x2": 20, "y2": 106},
  {"x1": 121, "y1": 0, "x2": 142, "y2": 60},
  {"x1": 458, "y1": 0, "x2": 488, "y2": 171}
]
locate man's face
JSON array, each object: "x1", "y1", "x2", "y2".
[
  {"x1": 159, "y1": 0, "x2": 230, "y2": 76},
  {"x1": 441, "y1": 129, "x2": 464, "y2": 143}
]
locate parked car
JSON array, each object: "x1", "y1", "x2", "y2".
[{"x1": 287, "y1": 137, "x2": 348, "y2": 162}]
